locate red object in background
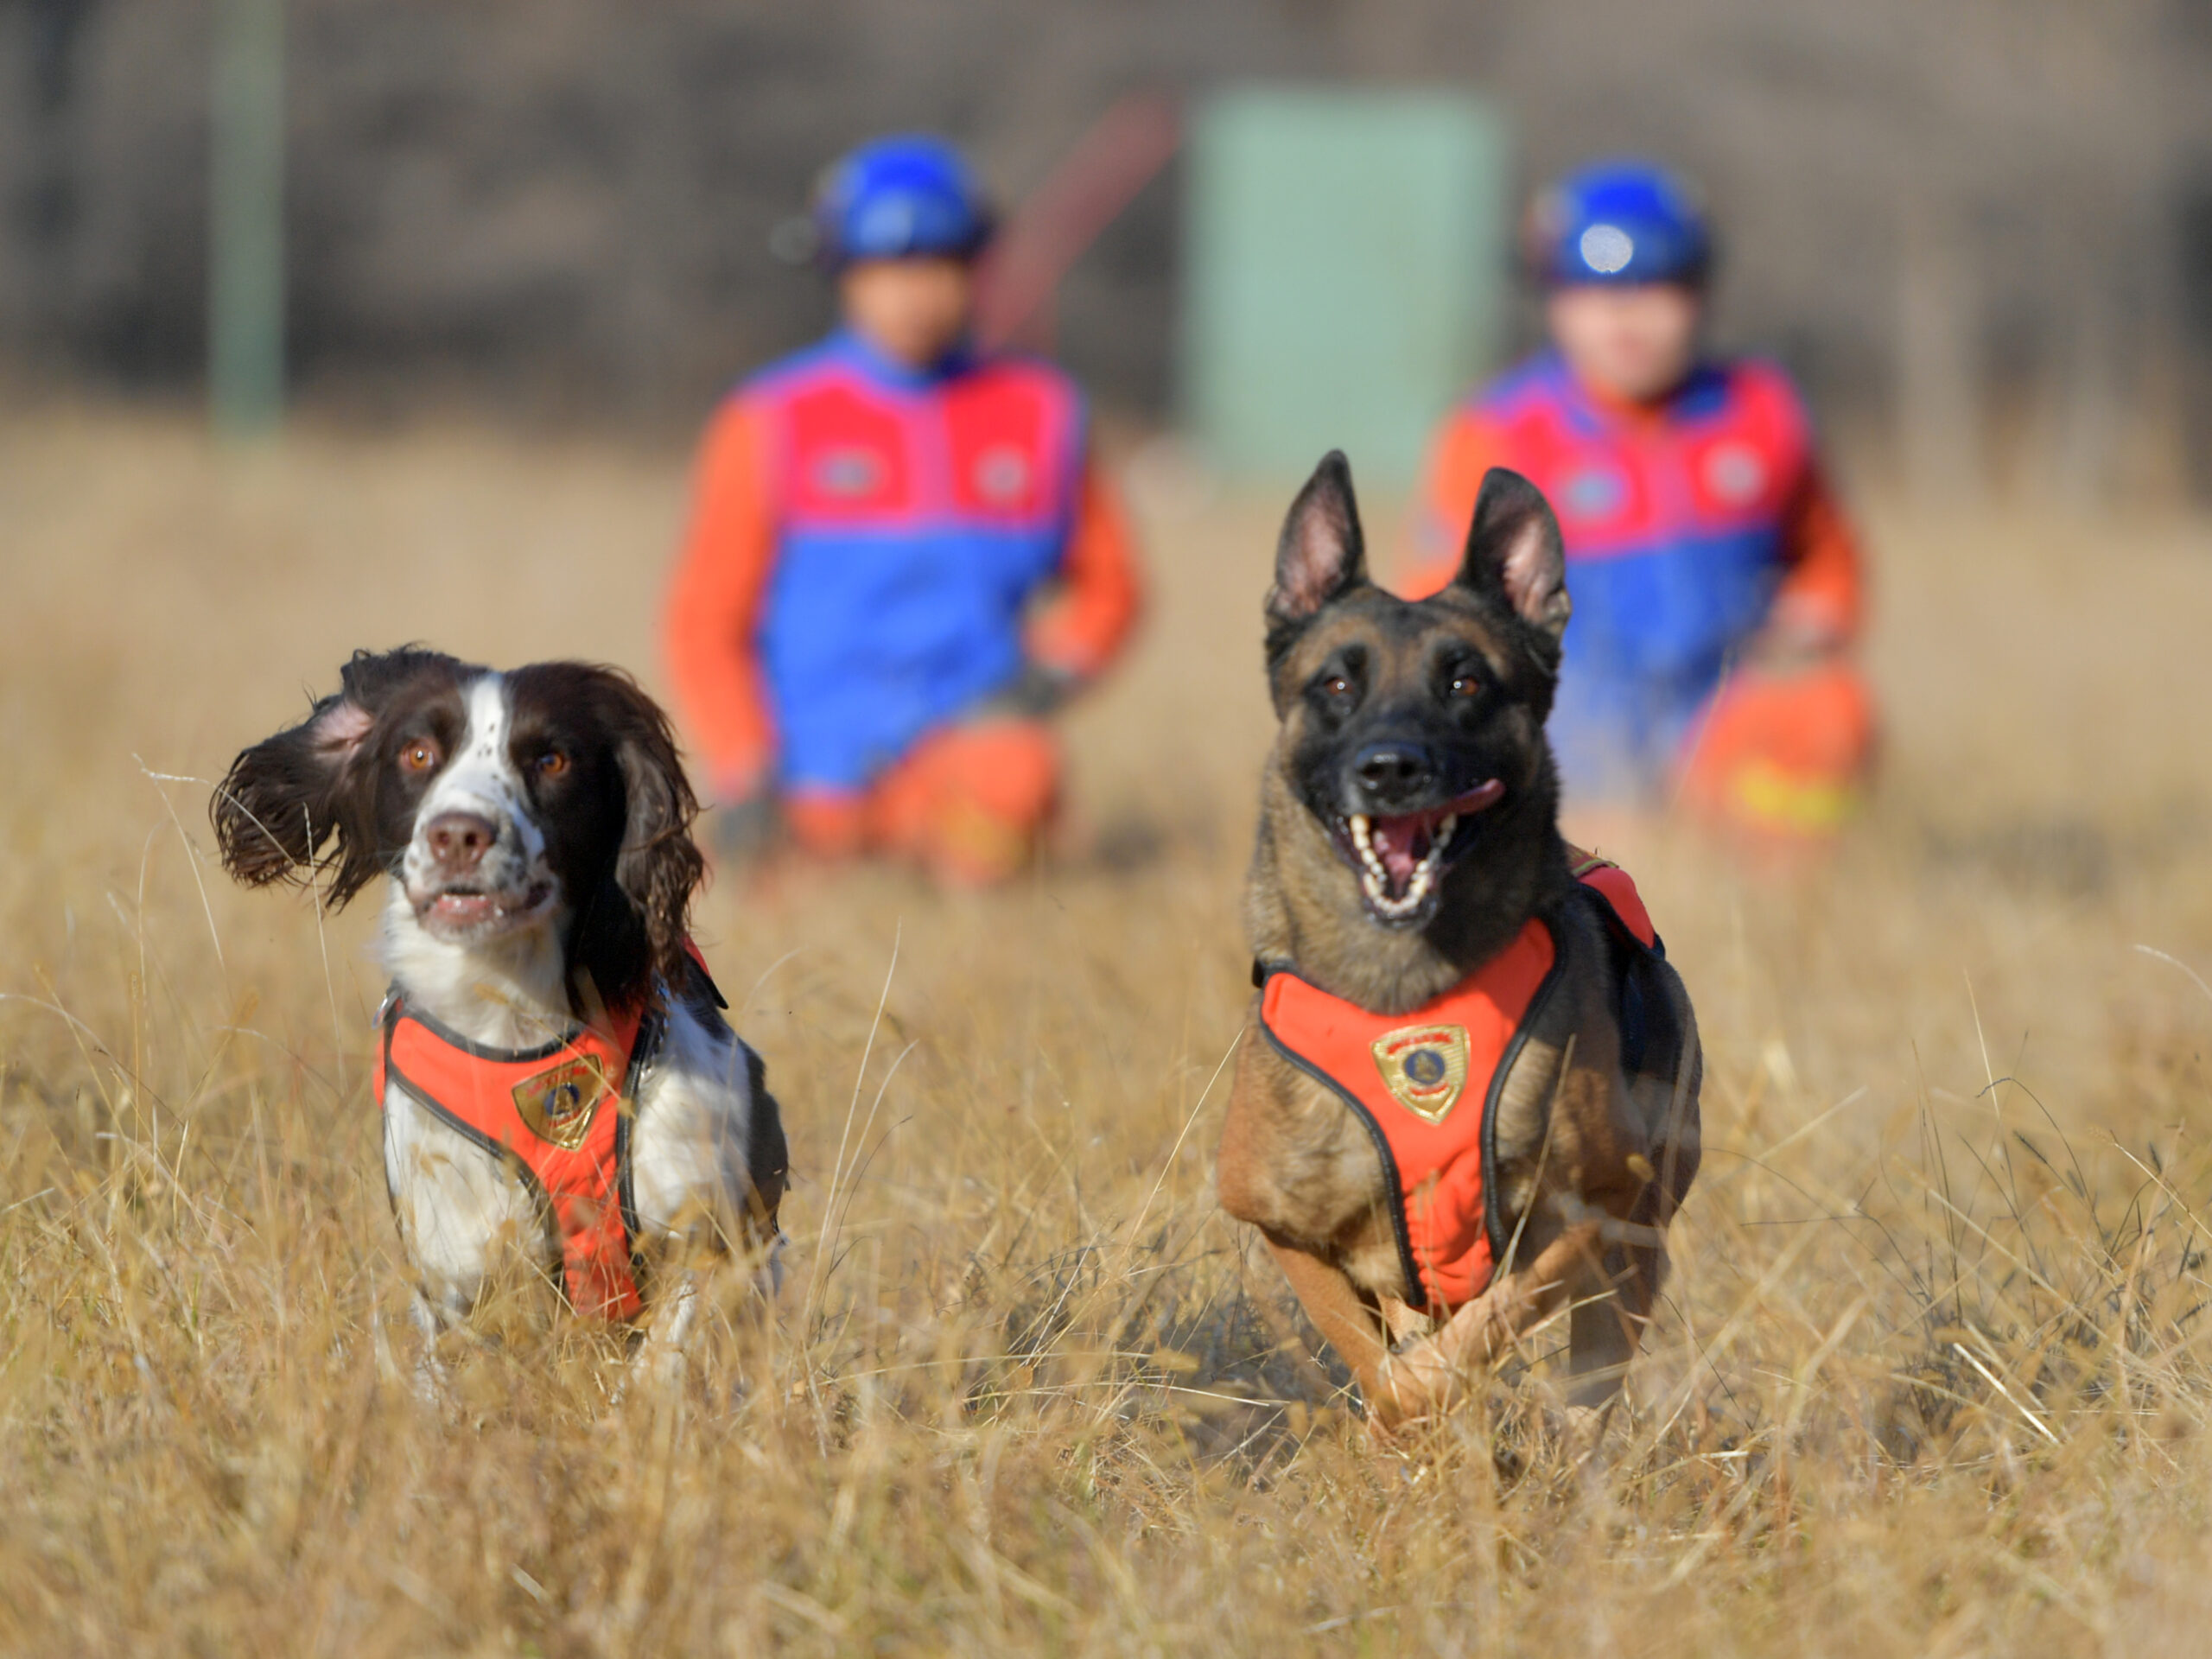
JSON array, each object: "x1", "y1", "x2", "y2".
[
  {"x1": 973, "y1": 93, "x2": 1183, "y2": 355},
  {"x1": 1676, "y1": 660, "x2": 1877, "y2": 842}
]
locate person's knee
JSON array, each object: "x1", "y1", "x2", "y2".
[
  {"x1": 948, "y1": 722, "x2": 1059, "y2": 823},
  {"x1": 783, "y1": 789, "x2": 868, "y2": 858},
  {"x1": 919, "y1": 721, "x2": 1060, "y2": 884}
]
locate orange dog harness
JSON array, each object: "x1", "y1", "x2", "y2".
[
  {"x1": 1256, "y1": 858, "x2": 1660, "y2": 1316},
  {"x1": 374, "y1": 995, "x2": 662, "y2": 1319}
]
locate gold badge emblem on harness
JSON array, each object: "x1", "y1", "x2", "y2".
[
  {"x1": 513, "y1": 1054, "x2": 617, "y2": 1151},
  {"x1": 1370, "y1": 1024, "x2": 1471, "y2": 1125}
]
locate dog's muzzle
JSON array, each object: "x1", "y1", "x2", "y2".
[
  {"x1": 404, "y1": 811, "x2": 555, "y2": 938},
  {"x1": 1335, "y1": 780, "x2": 1507, "y2": 925}
]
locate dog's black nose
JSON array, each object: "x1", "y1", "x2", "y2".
[
  {"x1": 1351, "y1": 743, "x2": 1436, "y2": 809},
  {"x1": 424, "y1": 811, "x2": 497, "y2": 874}
]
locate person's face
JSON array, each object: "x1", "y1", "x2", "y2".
[
  {"x1": 1545, "y1": 283, "x2": 1704, "y2": 404},
  {"x1": 839, "y1": 257, "x2": 976, "y2": 370}
]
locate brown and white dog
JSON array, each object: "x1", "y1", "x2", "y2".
[{"x1": 213, "y1": 648, "x2": 785, "y2": 1382}]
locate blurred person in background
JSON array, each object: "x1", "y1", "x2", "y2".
[
  {"x1": 1404, "y1": 160, "x2": 1872, "y2": 848},
  {"x1": 666, "y1": 135, "x2": 1142, "y2": 887}
]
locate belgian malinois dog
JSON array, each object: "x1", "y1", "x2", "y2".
[{"x1": 1216, "y1": 453, "x2": 1701, "y2": 1431}]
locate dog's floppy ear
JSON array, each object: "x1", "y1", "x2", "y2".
[
  {"x1": 211, "y1": 691, "x2": 372, "y2": 897},
  {"x1": 210, "y1": 647, "x2": 455, "y2": 906},
  {"x1": 615, "y1": 703, "x2": 704, "y2": 991},
  {"x1": 1454, "y1": 467, "x2": 1570, "y2": 641},
  {"x1": 1266, "y1": 451, "x2": 1369, "y2": 640},
  {"x1": 568, "y1": 670, "x2": 704, "y2": 1007}
]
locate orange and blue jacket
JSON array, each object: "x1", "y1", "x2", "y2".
[
  {"x1": 1408, "y1": 353, "x2": 1864, "y2": 801},
  {"x1": 665, "y1": 330, "x2": 1142, "y2": 798},
  {"x1": 1256, "y1": 861, "x2": 1662, "y2": 1317}
]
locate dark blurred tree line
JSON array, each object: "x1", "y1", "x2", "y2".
[{"x1": 5, "y1": 0, "x2": 2212, "y2": 499}]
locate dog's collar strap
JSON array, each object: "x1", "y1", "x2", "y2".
[
  {"x1": 374, "y1": 988, "x2": 659, "y2": 1321},
  {"x1": 379, "y1": 995, "x2": 598, "y2": 1065}
]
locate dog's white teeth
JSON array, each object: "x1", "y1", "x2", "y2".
[
  {"x1": 1353, "y1": 830, "x2": 1389, "y2": 881},
  {"x1": 1355, "y1": 812, "x2": 1454, "y2": 918},
  {"x1": 1361, "y1": 863, "x2": 1421, "y2": 918}
]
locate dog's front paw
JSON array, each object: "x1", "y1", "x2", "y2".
[
  {"x1": 645, "y1": 1338, "x2": 690, "y2": 1392},
  {"x1": 1431, "y1": 1287, "x2": 1520, "y2": 1372},
  {"x1": 1368, "y1": 1336, "x2": 1465, "y2": 1431}
]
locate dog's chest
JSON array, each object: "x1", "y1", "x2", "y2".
[
  {"x1": 1229, "y1": 1042, "x2": 1397, "y2": 1255},
  {"x1": 378, "y1": 1022, "x2": 754, "y2": 1309},
  {"x1": 1230, "y1": 958, "x2": 1580, "y2": 1310},
  {"x1": 382, "y1": 1081, "x2": 550, "y2": 1297}
]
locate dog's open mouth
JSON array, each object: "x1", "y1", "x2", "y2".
[
  {"x1": 413, "y1": 880, "x2": 556, "y2": 936},
  {"x1": 1335, "y1": 781, "x2": 1506, "y2": 924}
]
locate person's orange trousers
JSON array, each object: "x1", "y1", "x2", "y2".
[{"x1": 782, "y1": 720, "x2": 1059, "y2": 887}]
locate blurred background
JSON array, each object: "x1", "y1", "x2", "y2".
[{"x1": 8, "y1": 0, "x2": 2212, "y2": 499}]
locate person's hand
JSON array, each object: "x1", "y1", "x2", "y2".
[
  {"x1": 712, "y1": 791, "x2": 781, "y2": 863},
  {"x1": 983, "y1": 661, "x2": 1083, "y2": 719},
  {"x1": 1743, "y1": 620, "x2": 1843, "y2": 676},
  {"x1": 1745, "y1": 597, "x2": 1848, "y2": 676}
]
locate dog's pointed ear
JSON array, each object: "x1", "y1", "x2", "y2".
[
  {"x1": 1267, "y1": 450, "x2": 1369, "y2": 630},
  {"x1": 1455, "y1": 467, "x2": 1570, "y2": 640}
]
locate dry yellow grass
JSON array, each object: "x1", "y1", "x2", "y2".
[{"x1": 4, "y1": 406, "x2": 2212, "y2": 1655}]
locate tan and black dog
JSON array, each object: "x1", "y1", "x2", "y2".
[{"x1": 1217, "y1": 453, "x2": 1701, "y2": 1430}]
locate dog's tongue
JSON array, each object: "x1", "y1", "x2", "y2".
[
  {"x1": 1369, "y1": 814, "x2": 1428, "y2": 883},
  {"x1": 1367, "y1": 783, "x2": 1506, "y2": 884}
]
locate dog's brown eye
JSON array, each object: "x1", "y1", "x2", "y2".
[
  {"x1": 536, "y1": 750, "x2": 569, "y2": 778},
  {"x1": 1323, "y1": 676, "x2": 1351, "y2": 697},
  {"x1": 401, "y1": 740, "x2": 440, "y2": 772},
  {"x1": 1450, "y1": 675, "x2": 1481, "y2": 698}
]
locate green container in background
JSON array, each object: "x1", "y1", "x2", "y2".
[{"x1": 1182, "y1": 87, "x2": 1510, "y2": 487}]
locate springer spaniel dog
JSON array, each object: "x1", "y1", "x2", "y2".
[{"x1": 213, "y1": 647, "x2": 785, "y2": 1382}]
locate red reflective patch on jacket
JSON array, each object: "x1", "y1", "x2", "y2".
[
  {"x1": 1483, "y1": 358, "x2": 1812, "y2": 559},
  {"x1": 375, "y1": 1001, "x2": 647, "y2": 1320},
  {"x1": 942, "y1": 370, "x2": 1057, "y2": 519},
  {"x1": 765, "y1": 355, "x2": 1076, "y2": 531},
  {"x1": 781, "y1": 383, "x2": 917, "y2": 521}
]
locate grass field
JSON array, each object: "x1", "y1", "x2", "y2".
[{"x1": 5, "y1": 406, "x2": 2212, "y2": 1655}]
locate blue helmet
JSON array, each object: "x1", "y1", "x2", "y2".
[
  {"x1": 813, "y1": 134, "x2": 994, "y2": 267},
  {"x1": 1526, "y1": 160, "x2": 1712, "y2": 287}
]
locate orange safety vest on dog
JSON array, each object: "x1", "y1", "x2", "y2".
[
  {"x1": 374, "y1": 995, "x2": 662, "y2": 1319},
  {"x1": 1256, "y1": 857, "x2": 1659, "y2": 1317}
]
